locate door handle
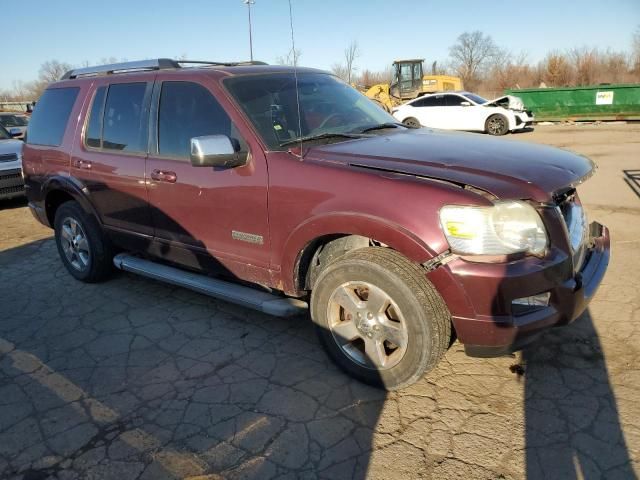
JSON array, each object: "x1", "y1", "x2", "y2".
[
  {"x1": 73, "y1": 159, "x2": 92, "y2": 169},
  {"x1": 151, "y1": 169, "x2": 177, "y2": 183}
]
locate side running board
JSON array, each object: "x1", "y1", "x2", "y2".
[{"x1": 113, "y1": 254, "x2": 308, "y2": 318}]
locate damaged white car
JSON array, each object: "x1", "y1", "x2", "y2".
[{"x1": 391, "y1": 92, "x2": 534, "y2": 135}]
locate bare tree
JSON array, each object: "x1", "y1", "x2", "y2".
[
  {"x1": 632, "y1": 26, "x2": 640, "y2": 74},
  {"x1": 330, "y1": 62, "x2": 349, "y2": 81},
  {"x1": 449, "y1": 31, "x2": 499, "y2": 90},
  {"x1": 38, "y1": 60, "x2": 73, "y2": 84},
  {"x1": 541, "y1": 52, "x2": 573, "y2": 86},
  {"x1": 330, "y1": 41, "x2": 360, "y2": 83},
  {"x1": 602, "y1": 49, "x2": 629, "y2": 84},
  {"x1": 343, "y1": 41, "x2": 360, "y2": 83},
  {"x1": 275, "y1": 49, "x2": 302, "y2": 66},
  {"x1": 358, "y1": 69, "x2": 392, "y2": 88},
  {"x1": 571, "y1": 47, "x2": 600, "y2": 86}
]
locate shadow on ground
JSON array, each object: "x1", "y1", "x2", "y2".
[
  {"x1": 1, "y1": 236, "x2": 637, "y2": 479},
  {"x1": 0, "y1": 196, "x2": 28, "y2": 211},
  {"x1": 0, "y1": 238, "x2": 386, "y2": 479},
  {"x1": 523, "y1": 310, "x2": 636, "y2": 479}
]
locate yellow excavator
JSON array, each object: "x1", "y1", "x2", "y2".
[{"x1": 362, "y1": 59, "x2": 463, "y2": 112}]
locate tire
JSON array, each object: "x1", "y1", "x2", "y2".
[
  {"x1": 402, "y1": 117, "x2": 421, "y2": 128},
  {"x1": 485, "y1": 114, "x2": 509, "y2": 136},
  {"x1": 54, "y1": 201, "x2": 113, "y2": 283},
  {"x1": 310, "y1": 247, "x2": 451, "y2": 390}
]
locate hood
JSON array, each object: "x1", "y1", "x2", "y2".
[
  {"x1": 305, "y1": 129, "x2": 594, "y2": 202},
  {"x1": 0, "y1": 138, "x2": 23, "y2": 156},
  {"x1": 483, "y1": 95, "x2": 525, "y2": 111},
  {"x1": 0, "y1": 139, "x2": 23, "y2": 170}
]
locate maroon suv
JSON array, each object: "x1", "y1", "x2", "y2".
[{"x1": 23, "y1": 59, "x2": 610, "y2": 389}]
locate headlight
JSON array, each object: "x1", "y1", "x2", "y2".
[{"x1": 439, "y1": 201, "x2": 547, "y2": 255}]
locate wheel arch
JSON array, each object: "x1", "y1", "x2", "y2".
[
  {"x1": 43, "y1": 176, "x2": 101, "y2": 227},
  {"x1": 281, "y1": 213, "x2": 441, "y2": 296}
]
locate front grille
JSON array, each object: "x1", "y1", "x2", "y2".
[
  {"x1": 0, "y1": 171, "x2": 22, "y2": 181},
  {"x1": 0, "y1": 168, "x2": 24, "y2": 199},
  {"x1": 0, "y1": 153, "x2": 18, "y2": 163},
  {"x1": 558, "y1": 194, "x2": 588, "y2": 271},
  {"x1": 0, "y1": 185, "x2": 24, "y2": 196}
]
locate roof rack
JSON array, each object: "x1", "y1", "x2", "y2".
[
  {"x1": 60, "y1": 58, "x2": 268, "y2": 80},
  {"x1": 176, "y1": 60, "x2": 269, "y2": 67}
]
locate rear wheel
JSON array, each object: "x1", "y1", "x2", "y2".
[
  {"x1": 485, "y1": 114, "x2": 509, "y2": 136},
  {"x1": 310, "y1": 247, "x2": 451, "y2": 390},
  {"x1": 54, "y1": 201, "x2": 113, "y2": 282},
  {"x1": 402, "y1": 117, "x2": 421, "y2": 128}
]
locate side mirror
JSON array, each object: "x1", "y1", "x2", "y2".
[
  {"x1": 190, "y1": 135, "x2": 247, "y2": 168},
  {"x1": 8, "y1": 127, "x2": 22, "y2": 138},
  {"x1": 460, "y1": 101, "x2": 472, "y2": 107}
]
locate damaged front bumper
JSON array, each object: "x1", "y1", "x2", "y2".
[
  {"x1": 434, "y1": 221, "x2": 610, "y2": 357},
  {"x1": 513, "y1": 111, "x2": 535, "y2": 129}
]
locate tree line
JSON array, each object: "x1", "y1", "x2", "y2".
[
  {"x1": 326, "y1": 28, "x2": 640, "y2": 96},
  {"x1": 2, "y1": 28, "x2": 639, "y2": 102}
]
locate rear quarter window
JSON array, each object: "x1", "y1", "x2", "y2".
[{"x1": 27, "y1": 87, "x2": 79, "y2": 146}]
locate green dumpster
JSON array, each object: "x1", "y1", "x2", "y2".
[{"x1": 505, "y1": 84, "x2": 640, "y2": 122}]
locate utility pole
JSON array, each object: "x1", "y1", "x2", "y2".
[{"x1": 244, "y1": 0, "x2": 255, "y2": 61}]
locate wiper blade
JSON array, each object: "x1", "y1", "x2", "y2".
[
  {"x1": 358, "y1": 122, "x2": 405, "y2": 133},
  {"x1": 279, "y1": 132, "x2": 365, "y2": 147}
]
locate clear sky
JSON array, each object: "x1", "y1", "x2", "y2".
[{"x1": 3, "y1": 0, "x2": 639, "y2": 89}]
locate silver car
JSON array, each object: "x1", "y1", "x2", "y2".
[
  {"x1": 0, "y1": 124, "x2": 24, "y2": 200},
  {"x1": 0, "y1": 112, "x2": 29, "y2": 139}
]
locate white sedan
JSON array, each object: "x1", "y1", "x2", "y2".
[{"x1": 391, "y1": 92, "x2": 534, "y2": 135}]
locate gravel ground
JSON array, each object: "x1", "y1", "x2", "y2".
[{"x1": 0, "y1": 123, "x2": 638, "y2": 479}]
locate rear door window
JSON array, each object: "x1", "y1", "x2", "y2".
[
  {"x1": 445, "y1": 95, "x2": 466, "y2": 106},
  {"x1": 416, "y1": 96, "x2": 445, "y2": 107},
  {"x1": 157, "y1": 81, "x2": 244, "y2": 159},
  {"x1": 102, "y1": 83, "x2": 148, "y2": 152},
  {"x1": 27, "y1": 87, "x2": 79, "y2": 146}
]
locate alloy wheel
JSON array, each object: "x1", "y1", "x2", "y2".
[
  {"x1": 60, "y1": 217, "x2": 91, "y2": 271},
  {"x1": 326, "y1": 281, "x2": 409, "y2": 370}
]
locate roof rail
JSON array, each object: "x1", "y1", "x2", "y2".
[
  {"x1": 60, "y1": 58, "x2": 269, "y2": 80},
  {"x1": 176, "y1": 60, "x2": 269, "y2": 67},
  {"x1": 61, "y1": 58, "x2": 179, "y2": 80}
]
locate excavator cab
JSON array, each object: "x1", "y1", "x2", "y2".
[{"x1": 390, "y1": 59, "x2": 424, "y2": 100}]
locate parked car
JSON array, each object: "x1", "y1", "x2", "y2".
[
  {"x1": 0, "y1": 112, "x2": 29, "y2": 139},
  {"x1": 23, "y1": 59, "x2": 609, "y2": 390},
  {"x1": 0, "y1": 123, "x2": 25, "y2": 200},
  {"x1": 392, "y1": 92, "x2": 534, "y2": 135}
]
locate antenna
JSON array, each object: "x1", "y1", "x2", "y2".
[{"x1": 287, "y1": 0, "x2": 304, "y2": 159}]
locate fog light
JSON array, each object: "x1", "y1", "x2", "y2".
[{"x1": 512, "y1": 292, "x2": 550, "y2": 307}]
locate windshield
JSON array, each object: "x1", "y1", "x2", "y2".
[
  {"x1": 0, "y1": 124, "x2": 9, "y2": 140},
  {"x1": 462, "y1": 93, "x2": 488, "y2": 105},
  {"x1": 0, "y1": 114, "x2": 29, "y2": 127},
  {"x1": 224, "y1": 72, "x2": 397, "y2": 150}
]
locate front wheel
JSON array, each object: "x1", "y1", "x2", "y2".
[
  {"x1": 485, "y1": 114, "x2": 509, "y2": 136},
  {"x1": 310, "y1": 247, "x2": 451, "y2": 390}
]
